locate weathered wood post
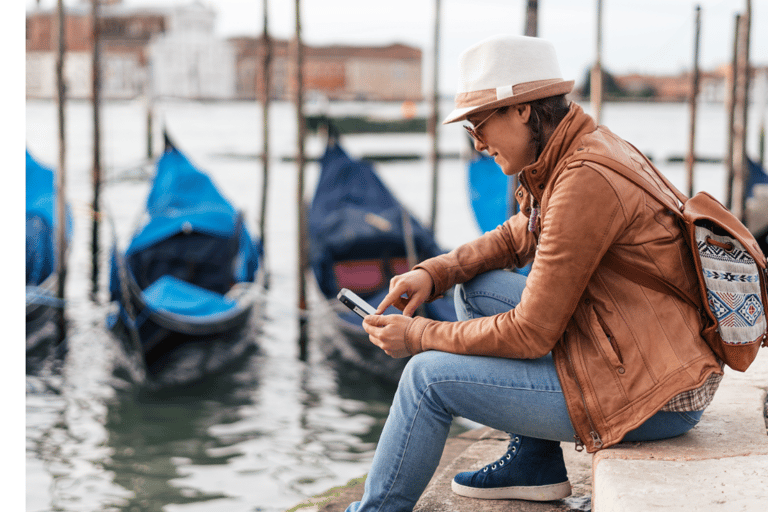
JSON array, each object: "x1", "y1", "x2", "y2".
[
  {"x1": 591, "y1": 0, "x2": 603, "y2": 125},
  {"x1": 294, "y1": 0, "x2": 309, "y2": 360},
  {"x1": 725, "y1": 13, "x2": 740, "y2": 210},
  {"x1": 55, "y1": 0, "x2": 68, "y2": 339},
  {"x1": 259, "y1": 0, "x2": 272, "y2": 280},
  {"x1": 90, "y1": 0, "x2": 103, "y2": 300},
  {"x1": 729, "y1": 4, "x2": 751, "y2": 221},
  {"x1": 685, "y1": 5, "x2": 701, "y2": 198},
  {"x1": 428, "y1": 0, "x2": 441, "y2": 234},
  {"x1": 736, "y1": 0, "x2": 752, "y2": 221}
]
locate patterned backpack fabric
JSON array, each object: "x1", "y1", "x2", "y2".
[
  {"x1": 696, "y1": 224, "x2": 766, "y2": 345},
  {"x1": 679, "y1": 193, "x2": 767, "y2": 371},
  {"x1": 570, "y1": 152, "x2": 768, "y2": 372}
]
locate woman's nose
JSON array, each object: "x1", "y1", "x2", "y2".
[{"x1": 474, "y1": 138, "x2": 487, "y2": 152}]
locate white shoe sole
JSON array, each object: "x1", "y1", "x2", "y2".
[{"x1": 451, "y1": 479, "x2": 572, "y2": 501}]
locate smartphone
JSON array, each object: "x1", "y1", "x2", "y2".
[{"x1": 337, "y1": 288, "x2": 377, "y2": 319}]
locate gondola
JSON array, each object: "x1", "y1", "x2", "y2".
[
  {"x1": 26, "y1": 150, "x2": 72, "y2": 362},
  {"x1": 308, "y1": 139, "x2": 457, "y2": 383},
  {"x1": 108, "y1": 134, "x2": 262, "y2": 380}
]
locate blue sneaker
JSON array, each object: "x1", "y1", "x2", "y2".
[{"x1": 451, "y1": 434, "x2": 571, "y2": 501}]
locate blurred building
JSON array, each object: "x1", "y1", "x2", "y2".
[
  {"x1": 26, "y1": 1, "x2": 422, "y2": 102},
  {"x1": 575, "y1": 65, "x2": 768, "y2": 104},
  {"x1": 147, "y1": 3, "x2": 235, "y2": 100},
  {"x1": 229, "y1": 37, "x2": 423, "y2": 101},
  {"x1": 26, "y1": 1, "x2": 234, "y2": 100},
  {"x1": 26, "y1": 2, "x2": 169, "y2": 100}
]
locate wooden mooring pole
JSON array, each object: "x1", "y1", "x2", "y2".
[
  {"x1": 295, "y1": 0, "x2": 309, "y2": 360},
  {"x1": 758, "y1": 69, "x2": 767, "y2": 168},
  {"x1": 259, "y1": 0, "x2": 272, "y2": 281},
  {"x1": 428, "y1": 0, "x2": 441, "y2": 234},
  {"x1": 591, "y1": 0, "x2": 603, "y2": 125},
  {"x1": 728, "y1": 4, "x2": 751, "y2": 221},
  {"x1": 55, "y1": 0, "x2": 68, "y2": 339},
  {"x1": 725, "y1": 13, "x2": 740, "y2": 210},
  {"x1": 145, "y1": 86, "x2": 153, "y2": 160},
  {"x1": 736, "y1": 1, "x2": 752, "y2": 222},
  {"x1": 685, "y1": 5, "x2": 701, "y2": 198},
  {"x1": 90, "y1": 0, "x2": 103, "y2": 301},
  {"x1": 524, "y1": 0, "x2": 538, "y2": 38}
]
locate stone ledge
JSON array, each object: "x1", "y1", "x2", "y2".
[
  {"x1": 287, "y1": 349, "x2": 767, "y2": 512},
  {"x1": 592, "y1": 348, "x2": 768, "y2": 512}
]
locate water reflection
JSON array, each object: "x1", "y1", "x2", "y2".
[
  {"x1": 102, "y1": 350, "x2": 264, "y2": 511},
  {"x1": 27, "y1": 265, "x2": 411, "y2": 512}
]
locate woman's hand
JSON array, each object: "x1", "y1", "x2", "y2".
[
  {"x1": 376, "y1": 269, "x2": 434, "y2": 317},
  {"x1": 363, "y1": 314, "x2": 414, "y2": 358}
]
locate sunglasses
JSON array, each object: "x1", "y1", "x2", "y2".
[{"x1": 464, "y1": 109, "x2": 500, "y2": 145}]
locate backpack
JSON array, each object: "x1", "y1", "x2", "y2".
[{"x1": 570, "y1": 151, "x2": 768, "y2": 372}]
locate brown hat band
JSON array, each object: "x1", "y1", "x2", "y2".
[{"x1": 454, "y1": 78, "x2": 567, "y2": 109}]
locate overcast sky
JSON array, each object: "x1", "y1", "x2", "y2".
[{"x1": 23, "y1": 0, "x2": 768, "y2": 94}]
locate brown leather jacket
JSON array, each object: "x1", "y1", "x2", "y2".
[{"x1": 408, "y1": 103, "x2": 722, "y2": 452}]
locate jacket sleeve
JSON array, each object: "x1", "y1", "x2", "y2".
[
  {"x1": 405, "y1": 165, "x2": 629, "y2": 359},
  {"x1": 413, "y1": 210, "x2": 535, "y2": 298}
]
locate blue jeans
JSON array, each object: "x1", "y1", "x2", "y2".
[{"x1": 346, "y1": 270, "x2": 703, "y2": 512}]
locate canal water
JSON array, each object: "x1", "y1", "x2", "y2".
[{"x1": 25, "y1": 98, "x2": 756, "y2": 511}]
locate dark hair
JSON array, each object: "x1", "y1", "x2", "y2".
[{"x1": 500, "y1": 94, "x2": 570, "y2": 158}]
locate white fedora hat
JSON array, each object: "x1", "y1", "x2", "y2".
[{"x1": 443, "y1": 34, "x2": 574, "y2": 125}]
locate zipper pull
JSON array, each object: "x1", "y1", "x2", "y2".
[
  {"x1": 591, "y1": 431, "x2": 604, "y2": 449},
  {"x1": 573, "y1": 435, "x2": 585, "y2": 452}
]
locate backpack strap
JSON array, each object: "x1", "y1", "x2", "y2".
[
  {"x1": 601, "y1": 251, "x2": 700, "y2": 310},
  {"x1": 568, "y1": 151, "x2": 700, "y2": 310},
  {"x1": 567, "y1": 151, "x2": 685, "y2": 215}
]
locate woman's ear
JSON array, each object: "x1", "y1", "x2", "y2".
[{"x1": 516, "y1": 104, "x2": 532, "y2": 123}]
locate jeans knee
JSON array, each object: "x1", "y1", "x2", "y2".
[
  {"x1": 400, "y1": 351, "x2": 464, "y2": 393},
  {"x1": 402, "y1": 352, "x2": 442, "y2": 388},
  {"x1": 453, "y1": 270, "x2": 527, "y2": 320}
]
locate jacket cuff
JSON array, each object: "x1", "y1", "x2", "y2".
[
  {"x1": 412, "y1": 263, "x2": 445, "y2": 302},
  {"x1": 404, "y1": 316, "x2": 430, "y2": 355}
]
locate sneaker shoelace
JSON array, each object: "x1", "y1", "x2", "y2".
[{"x1": 483, "y1": 435, "x2": 520, "y2": 472}]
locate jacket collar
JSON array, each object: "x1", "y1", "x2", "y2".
[{"x1": 520, "y1": 103, "x2": 596, "y2": 200}]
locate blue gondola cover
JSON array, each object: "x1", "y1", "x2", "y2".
[
  {"x1": 110, "y1": 146, "x2": 259, "y2": 301},
  {"x1": 309, "y1": 143, "x2": 441, "y2": 299},
  {"x1": 143, "y1": 276, "x2": 237, "y2": 317},
  {"x1": 467, "y1": 153, "x2": 531, "y2": 276},
  {"x1": 747, "y1": 157, "x2": 768, "y2": 199},
  {"x1": 26, "y1": 150, "x2": 73, "y2": 286},
  {"x1": 468, "y1": 153, "x2": 511, "y2": 234}
]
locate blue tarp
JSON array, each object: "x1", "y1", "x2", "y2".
[
  {"x1": 747, "y1": 157, "x2": 768, "y2": 199},
  {"x1": 308, "y1": 143, "x2": 442, "y2": 299},
  {"x1": 26, "y1": 150, "x2": 73, "y2": 286},
  {"x1": 467, "y1": 152, "x2": 531, "y2": 276},
  {"x1": 109, "y1": 143, "x2": 260, "y2": 305},
  {"x1": 468, "y1": 154, "x2": 511, "y2": 234},
  {"x1": 126, "y1": 146, "x2": 249, "y2": 257},
  {"x1": 143, "y1": 275, "x2": 236, "y2": 317}
]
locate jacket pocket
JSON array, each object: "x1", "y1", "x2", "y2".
[{"x1": 588, "y1": 306, "x2": 624, "y2": 370}]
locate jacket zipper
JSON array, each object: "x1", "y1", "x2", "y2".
[
  {"x1": 523, "y1": 168, "x2": 602, "y2": 449},
  {"x1": 565, "y1": 333, "x2": 604, "y2": 452}
]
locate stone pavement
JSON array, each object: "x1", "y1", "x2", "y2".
[
  {"x1": 592, "y1": 348, "x2": 768, "y2": 511},
  {"x1": 286, "y1": 427, "x2": 592, "y2": 512},
  {"x1": 287, "y1": 348, "x2": 768, "y2": 512}
]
